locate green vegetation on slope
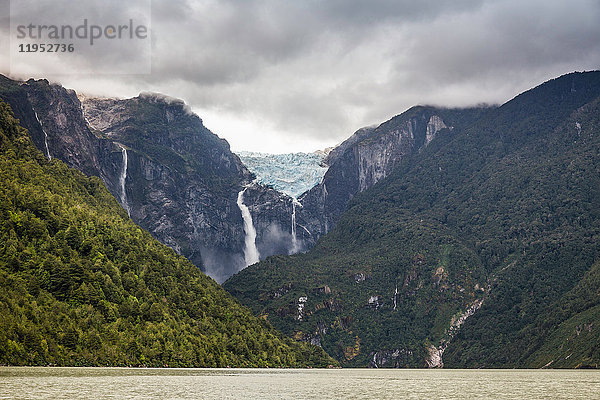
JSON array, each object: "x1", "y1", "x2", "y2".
[
  {"x1": 523, "y1": 260, "x2": 600, "y2": 368},
  {"x1": 226, "y1": 219, "x2": 487, "y2": 367},
  {"x1": 225, "y1": 107, "x2": 493, "y2": 367},
  {"x1": 0, "y1": 100, "x2": 335, "y2": 367},
  {"x1": 225, "y1": 71, "x2": 600, "y2": 368}
]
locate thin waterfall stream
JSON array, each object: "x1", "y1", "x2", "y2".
[
  {"x1": 116, "y1": 143, "x2": 130, "y2": 216},
  {"x1": 34, "y1": 111, "x2": 51, "y2": 160}
]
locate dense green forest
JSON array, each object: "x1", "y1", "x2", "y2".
[
  {"x1": 225, "y1": 71, "x2": 600, "y2": 368},
  {"x1": 0, "y1": 99, "x2": 336, "y2": 367}
]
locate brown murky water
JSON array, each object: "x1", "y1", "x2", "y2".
[{"x1": 1, "y1": 367, "x2": 599, "y2": 399}]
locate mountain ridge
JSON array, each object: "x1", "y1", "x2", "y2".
[
  {"x1": 0, "y1": 76, "x2": 304, "y2": 281},
  {"x1": 224, "y1": 71, "x2": 600, "y2": 368},
  {"x1": 0, "y1": 98, "x2": 336, "y2": 367},
  {"x1": 0, "y1": 74, "x2": 491, "y2": 282}
]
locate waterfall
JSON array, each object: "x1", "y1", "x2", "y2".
[
  {"x1": 34, "y1": 111, "x2": 51, "y2": 160},
  {"x1": 291, "y1": 198, "x2": 302, "y2": 254},
  {"x1": 117, "y1": 143, "x2": 130, "y2": 216},
  {"x1": 237, "y1": 187, "x2": 260, "y2": 267}
]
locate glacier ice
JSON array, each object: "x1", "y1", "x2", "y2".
[{"x1": 236, "y1": 151, "x2": 328, "y2": 199}]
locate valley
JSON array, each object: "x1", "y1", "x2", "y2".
[{"x1": 1, "y1": 71, "x2": 599, "y2": 369}]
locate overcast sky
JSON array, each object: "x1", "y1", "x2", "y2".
[{"x1": 1, "y1": 0, "x2": 599, "y2": 153}]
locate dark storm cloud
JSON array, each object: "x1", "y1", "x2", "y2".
[
  {"x1": 2, "y1": 0, "x2": 599, "y2": 152},
  {"x1": 146, "y1": 0, "x2": 486, "y2": 84},
  {"x1": 141, "y1": 0, "x2": 600, "y2": 151},
  {"x1": 311, "y1": 0, "x2": 485, "y2": 25}
]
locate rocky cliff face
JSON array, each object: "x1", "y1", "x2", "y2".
[
  {"x1": 297, "y1": 107, "x2": 458, "y2": 246},
  {"x1": 225, "y1": 71, "x2": 600, "y2": 368},
  {"x1": 79, "y1": 93, "x2": 256, "y2": 281},
  {"x1": 23, "y1": 79, "x2": 113, "y2": 179},
  {"x1": 2, "y1": 76, "x2": 346, "y2": 282},
  {"x1": 0, "y1": 76, "x2": 263, "y2": 282},
  {"x1": 0, "y1": 76, "x2": 116, "y2": 181},
  {"x1": 233, "y1": 109, "x2": 448, "y2": 257},
  {"x1": 0, "y1": 74, "x2": 484, "y2": 283},
  {"x1": 242, "y1": 183, "x2": 316, "y2": 258}
]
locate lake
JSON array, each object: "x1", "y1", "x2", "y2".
[{"x1": 1, "y1": 367, "x2": 599, "y2": 399}]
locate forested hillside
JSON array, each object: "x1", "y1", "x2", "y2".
[
  {"x1": 225, "y1": 71, "x2": 600, "y2": 368},
  {"x1": 0, "y1": 100, "x2": 335, "y2": 368}
]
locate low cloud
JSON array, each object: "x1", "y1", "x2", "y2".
[{"x1": 2, "y1": 0, "x2": 599, "y2": 152}]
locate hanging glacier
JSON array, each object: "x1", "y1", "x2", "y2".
[{"x1": 236, "y1": 151, "x2": 329, "y2": 199}]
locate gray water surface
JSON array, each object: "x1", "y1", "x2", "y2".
[{"x1": 1, "y1": 367, "x2": 599, "y2": 399}]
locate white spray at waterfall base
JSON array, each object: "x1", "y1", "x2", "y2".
[
  {"x1": 237, "y1": 187, "x2": 260, "y2": 267},
  {"x1": 116, "y1": 143, "x2": 130, "y2": 216}
]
